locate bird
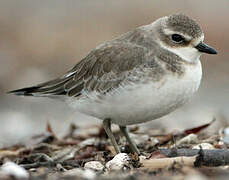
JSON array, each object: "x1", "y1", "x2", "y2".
[{"x1": 9, "y1": 14, "x2": 217, "y2": 155}]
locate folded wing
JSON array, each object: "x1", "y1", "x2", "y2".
[{"x1": 9, "y1": 42, "x2": 147, "y2": 98}]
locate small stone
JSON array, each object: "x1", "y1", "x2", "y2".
[
  {"x1": 84, "y1": 161, "x2": 104, "y2": 171},
  {"x1": 177, "y1": 134, "x2": 198, "y2": 145},
  {"x1": 106, "y1": 153, "x2": 130, "y2": 171},
  {"x1": 218, "y1": 141, "x2": 225, "y2": 146},
  {"x1": 139, "y1": 155, "x2": 147, "y2": 162},
  {"x1": 192, "y1": 143, "x2": 214, "y2": 149},
  {"x1": 0, "y1": 161, "x2": 29, "y2": 179}
]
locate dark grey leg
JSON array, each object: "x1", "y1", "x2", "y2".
[
  {"x1": 119, "y1": 126, "x2": 140, "y2": 155},
  {"x1": 103, "y1": 119, "x2": 120, "y2": 154}
]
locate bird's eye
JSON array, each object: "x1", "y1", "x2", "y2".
[{"x1": 171, "y1": 34, "x2": 184, "y2": 43}]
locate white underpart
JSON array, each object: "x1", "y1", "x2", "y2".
[{"x1": 67, "y1": 61, "x2": 202, "y2": 126}]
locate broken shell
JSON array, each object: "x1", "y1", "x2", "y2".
[
  {"x1": 84, "y1": 161, "x2": 104, "y2": 171},
  {"x1": 106, "y1": 153, "x2": 130, "y2": 171}
]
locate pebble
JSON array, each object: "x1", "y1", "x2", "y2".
[
  {"x1": 177, "y1": 134, "x2": 198, "y2": 145},
  {"x1": 218, "y1": 141, "x2": 225, "y2": 146},
  {"x1": 192, "y1": 143, "x2": 214, "y2": 149},
  {"x1": 139, "y1": 155, "x2": 147, "y2": 162},
  {"x1": 84, "y1": 161, "x2": 104, "y2": 171},
  {"x1": 0, "y1": 161, "x2": 29, "y2": 179},
  {"x1": 106, "y1": 153, "x2": 130, "y2": 171}
]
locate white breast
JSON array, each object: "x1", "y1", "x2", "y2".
[{"x1": 67, "y1": 61, "x2": 202, "y2": 126}]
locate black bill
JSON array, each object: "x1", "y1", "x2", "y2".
[{"x1": 195, "y1": 42, "x2": 217, "y2": 54}]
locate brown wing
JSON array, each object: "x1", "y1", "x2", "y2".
[
  {"x1": 9, "y1": 42, "x2": 148, "y2": 97},
  {"x1": 64, "y1": 42, "x2": 147, "y2": 97}
]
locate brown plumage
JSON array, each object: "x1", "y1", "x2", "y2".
[
  {"x1": 8, "y1": 14, "x2": 218, "y2": 155},
  {"x1": 8, "y1": 14, "x2": 202, "y2": 98}
]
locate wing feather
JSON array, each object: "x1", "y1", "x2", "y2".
[
  {"x1": 9, "y1": 41, "x2": 148, "y2": 97},
  {"x1": 64, "y1": 42, "x2": 147, "y2": 97}
]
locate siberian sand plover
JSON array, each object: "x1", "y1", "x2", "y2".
[{"x1": 9, "y1": 14, "x2": 217, "y2": 155}]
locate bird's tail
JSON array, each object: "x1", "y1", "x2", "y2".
[
  {"x1": 8, "y1": 78, "x2": 69, "y2": 97},
  {"x1": 8, "y1": 86, "x2": 41, "y2": 96}
]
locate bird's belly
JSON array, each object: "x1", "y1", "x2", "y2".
[{"x1": 68, "y1": 62, "x2": 202, "y2": 126}]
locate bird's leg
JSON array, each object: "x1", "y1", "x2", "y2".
[
  {"x1": 119, "y1": 126, "x2": 140, "y2": 155},
  {"x1": 103, "y1": 118, "x2": 121, "y2": 154}
]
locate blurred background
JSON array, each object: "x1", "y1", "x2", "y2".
[{"x1": 0, "y1": 0, "x2": 228, "y2": 147}]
